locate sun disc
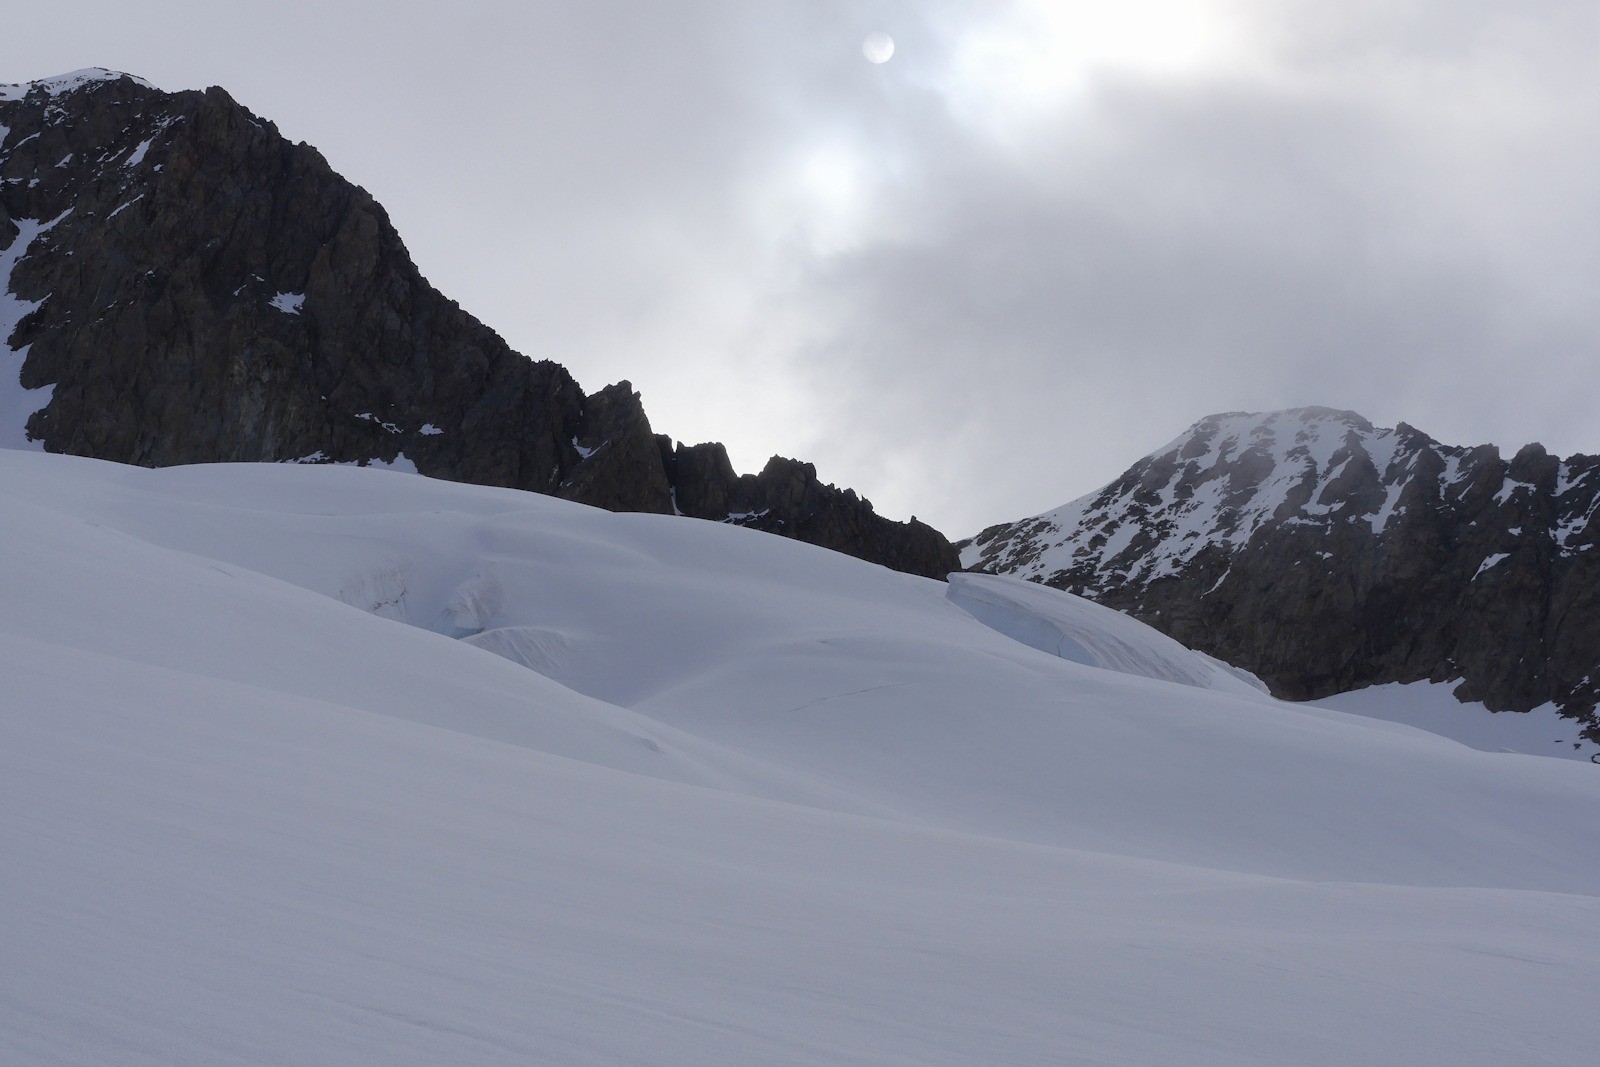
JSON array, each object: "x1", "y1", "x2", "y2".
[{"x1": 863, "y1": 31, "x2": 895, "y2": 64}]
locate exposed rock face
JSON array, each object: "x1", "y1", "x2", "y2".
[
  {"x1": 664, "y1": 443, "x2": 957, "y2": 575},
  {"x1": 961, "y1": 408, "x2": 1600, "y2": 739},
  {"x1": 560, "y1": 381, "x2": 673, "y2": 516},
  {"x1": 0, "y1": 69, "x2": 958, "y2": 579}
]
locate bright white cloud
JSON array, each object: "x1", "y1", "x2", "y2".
[{"x1": 937, "y1": 1, "x2": 1255, "y2": 130}]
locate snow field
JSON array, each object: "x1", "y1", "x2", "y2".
[{"x1": 3, "y1": 449, "x2": 1598, "y2": 1065}]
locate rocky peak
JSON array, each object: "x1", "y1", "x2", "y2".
[
  {"x1": 963, "y1": 408, "x2": 1600, "y2": 737},
  {"x1": 1, "y1": 70, "x2": 959, "y2": 579},
  {"x1": 559, "y1": 381, "x2": 673, "y2": 515}
]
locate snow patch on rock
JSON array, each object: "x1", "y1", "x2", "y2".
[
  {"x1": 268, "y1": 291, "x2": 304, "y2": 315},
  {"x1": 1, "y1": 212, "x2": 72, "y2": 449}
]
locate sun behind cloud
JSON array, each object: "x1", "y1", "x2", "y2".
[{"x1": 863, "y1": 31, "x2": 895, "y2": 64}]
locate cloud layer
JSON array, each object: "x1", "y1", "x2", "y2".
[{"x1": 4, "y1": 0, "x2": 1595, "y2": 534}]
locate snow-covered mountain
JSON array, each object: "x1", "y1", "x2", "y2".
[
  {"x1": 0, "y1": 69, "x2": 956, "y2": 577},
  {"x1": 962, "y1": 407, "x2": 1600, "y2": 739},
  {"x1": 5, "y1": 447, "x2": 1599, "y2": 1064}
]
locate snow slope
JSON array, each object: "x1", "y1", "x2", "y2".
[
  {"x1": 1316, "y1": 681, "x2": 1597, "y2": 761},
  {"x1": 4, "y1": 450, "x2": 1599, "y2": 1065},
  {"x1": 947, "y1": 571, "x2": 1271, "y2": 698}
]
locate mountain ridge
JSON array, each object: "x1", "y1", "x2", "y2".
[
  {"x1": 0, "y1": 69, "x2": 957, "y2": 578},
  {"x1": 962, "y1": 406, "x2": 1600, "y2": 738}
]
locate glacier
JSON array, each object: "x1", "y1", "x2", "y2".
[{"x1": 2, "y1": 449, "x2": 1598, "y2": 1065}]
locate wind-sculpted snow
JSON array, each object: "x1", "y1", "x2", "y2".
[
  {"x1": 4, "y1": 450, "x2": 1600, "y2": 1065},
  {"x1": 946, "y1": 572, "x2": 1270, "y2": 697}
]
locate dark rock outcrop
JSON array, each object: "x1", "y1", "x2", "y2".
[
  {"x1": 0, "y1": 69, "x2": 958, "y2": 579},
  {"x1": 664, "y1": 443, "x2": 957, "y2": 575},
  {"x1": 962, "y1": 408, "x2": 1600, "y2": 739},
  {"x1": 560, "y1": 381, "x2": 673, "y2": 515}
]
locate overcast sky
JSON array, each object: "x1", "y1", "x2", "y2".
[{"x1": 5, "y1": 1, "x2": 1596, "y2": 535}]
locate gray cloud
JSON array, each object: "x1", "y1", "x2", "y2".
[
  {"x1": 3, "y1": 1, "x2": 1594, "y2": 535},
  {"x1": 780, "y1": 1, "x2": 1600, "y2": 530}
]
